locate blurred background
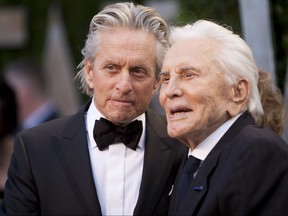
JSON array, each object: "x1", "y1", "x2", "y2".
[{"x1": 0, "y1": 0, "x2": 287, "y2": 138}]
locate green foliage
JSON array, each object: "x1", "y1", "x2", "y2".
[
  {"x1": 60, "y1": 0, "x2": 101, "y2": 66},
  {"x1": 271, "y1": 0, "x2": 288, "y2": 91},
  {"x1": 0, "y1": 0, "x2": 48, "y2": 67},
  {"x1": 0, "y1": 0, "x2": 145, "y2": 71},
  {"x1": 173, "y1": 0, "x2": 241, "y2": 34}
]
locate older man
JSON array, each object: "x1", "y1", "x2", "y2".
[{"x1": 159, "y1": 20, "x2": 288, "y2": 215}]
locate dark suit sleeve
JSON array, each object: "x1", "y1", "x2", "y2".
[
  {"x1": 0, "y1": 133, "x2": 40, "y2": 215},
  {"x1": 219, "y1": 130, "x2": 288, "y2": 215}
]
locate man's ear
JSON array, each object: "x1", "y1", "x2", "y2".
[
  {"x1": 84, "y1": 59, "x2": 94, "y2": 89},
  {"x1": 227, "y1": 79, "x2": 250, "y2": 116}
]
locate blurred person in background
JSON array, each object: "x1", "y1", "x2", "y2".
[
  {"x1": 0, "y1": 76, "x2": 17, "y2": 201},
  {"x1": 3, "y1": 58, "x2": 60, "y2": 132},
  {"x1": 0, "y1": 2, "x2": 186, "y2": 215},
  {"x1": 255, "y1": 69, "x2": 286, "y2": 135}
]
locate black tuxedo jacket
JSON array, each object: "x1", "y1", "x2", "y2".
[
  {"x1": 169, "y1": 112, "x2": 288, "y2": 216},
  {"x1": 1, "y1": 100, "x2": 187, "y2": 215}
]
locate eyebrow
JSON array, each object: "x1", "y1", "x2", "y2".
[
  {"x1": 159, "y1": 71, "x2": 168, "y2": 76},
  {"x1": 160, "y1": 66, "x2": 200, "y2": 76},
  {"x1": 179, "y1": 66, "x2": 200, "y2": 73}
]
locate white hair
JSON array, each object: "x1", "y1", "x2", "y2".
[{"x1": 169, "y1": 20, "x2": 264, "y2": 117}]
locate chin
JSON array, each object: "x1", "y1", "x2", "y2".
[
  {"x1": 113, "y1": 113, "x2": 139, "y2": 124},
  {"x1": 168, "y1": 129, "x2": 182, "y2": 139}
]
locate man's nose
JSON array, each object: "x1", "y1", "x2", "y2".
[
  {"x1": 164, "y1": 79, "x2": 182, "y2": 99},
  {"x1": 115, "y1": 71, "x2": 133, "y2": 93}
]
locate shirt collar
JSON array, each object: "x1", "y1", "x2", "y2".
[{"x1": 189, "y1": 113, "x2": 242, "y2": 161}]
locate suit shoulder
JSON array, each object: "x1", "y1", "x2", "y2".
[
  {"x1": 19, "y1": 101, "x2": 89, "y2": 139},
  {"x1": 239, "y1": 125, "x2": 287, "y2": 147},
  {"x1": 227, "y1": 125, "x2": 288, "y2": 162}
]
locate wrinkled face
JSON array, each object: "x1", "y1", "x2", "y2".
[
  {"x1": 159, "y1": 38, "x2": 233, "y2": 145},
  {"x1": 85, "y1": 27, "x2": 158, "y2": 124}
]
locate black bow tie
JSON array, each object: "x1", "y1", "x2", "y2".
[{"x1": 93, "y1": 117, "x2": 143, "y2": 151}]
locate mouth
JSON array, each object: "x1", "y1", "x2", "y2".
[
  {"x1": 168, "y1": 106, "x2": 192, "y2": 117},
  {"x1": 110, "y1": 98, "x2": 134, "y2": 105}
]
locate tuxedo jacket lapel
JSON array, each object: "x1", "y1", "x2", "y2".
[
  {"x1": 176, "y1": 155, "x2": 219, "y2": 215},
  {"x1": 53, "y1": 101, "x2": 102, "y2": 215},
  {"x1": 134, "y1": 109, "x2": 179, "y2": 215},
  {"x1": 168, "y1": 156, "x2": 185, "y2": 215},
  {"x1": 171, "y1": 112, "x2": 256, "y2": 215}
]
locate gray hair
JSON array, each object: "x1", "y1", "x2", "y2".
[
  {"x1": 76, "y1": 2, "x2": 169, "y2": 96},
  {"x1": 169, "y1": 20, "x2": 264, "y2": 117}
]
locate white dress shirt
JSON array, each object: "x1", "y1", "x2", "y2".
[
  {"x1": 85, "y1": 99, "x2": 146, "y2": 215},
  {"x1": 189, "y1": 113, "x2": 242, "y2": 162}
]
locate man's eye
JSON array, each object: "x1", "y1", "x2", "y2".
[
  {"x1": 107, "y1": 65, "x2": 116, "y2": 70},
  {"x1": 160, "y1": 75, "x2": 170, "y2": 83},
  {"x1": 106, "y1": 65, "x2": 119, "y2": 73},
  {"x1": 131, "y1": 68, "x2": 148, "y2": 78},
  {"x1": 184, "y1": 72, "x2": 195, "y2": 78},
  {"x1": 132, "y1": 68, "x2": 145, "y2": 74}
]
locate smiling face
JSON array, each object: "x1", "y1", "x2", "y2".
[
  {"x1": 159, "y1": 38, "x2": 235, "y2": 147},
  {"x1": 85, "y1": 27, "x2": 158, "y2": 124}
]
